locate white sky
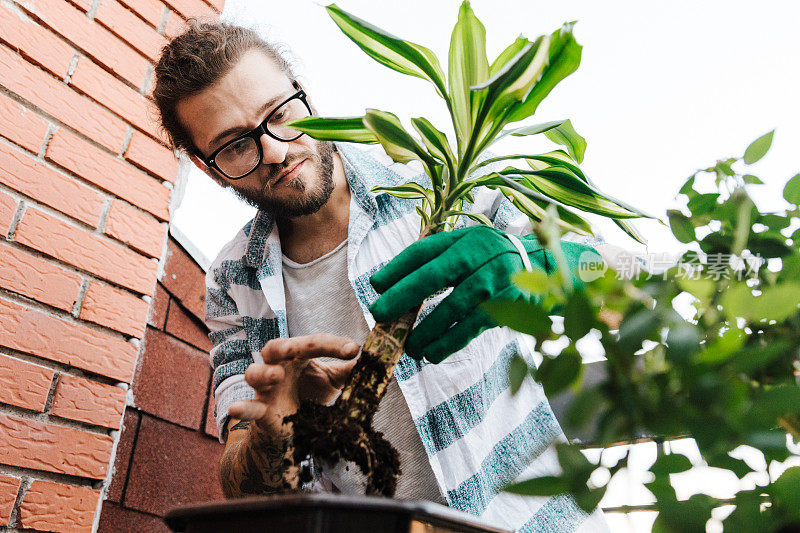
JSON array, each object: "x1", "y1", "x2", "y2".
[
  {"x1": 171, "y1": 3, "x2": 800, "y2": 530},
  {"x1": 173, "y1": 0, "x2": 800, "y2": 265}
]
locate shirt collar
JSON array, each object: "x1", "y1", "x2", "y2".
[{"x1": 241, "y1": 142, "x2": 409, "y2": 269}]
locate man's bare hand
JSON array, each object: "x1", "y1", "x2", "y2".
[{"x1": 227, "y1": 333, "x2": 360, "y2": 436}]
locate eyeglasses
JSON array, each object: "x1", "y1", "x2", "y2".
[{"x1": 199, "y1": 83, "x2": 312, "y2": 180}]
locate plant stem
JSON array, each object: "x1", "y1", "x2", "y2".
[
  {"x1": 336, "y1": 308, "x2": 420, "y2": 424},
  {"x1": 337, "y1": 224, "x2": 433, "y2": 419}
]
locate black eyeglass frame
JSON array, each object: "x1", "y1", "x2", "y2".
[{"x1": 198, "y1": 83, "x2": 312, "y2": 180}]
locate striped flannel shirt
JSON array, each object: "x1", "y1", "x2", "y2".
[{"x1": 205, "y1": 142, "x2": 610, "y2": 532}]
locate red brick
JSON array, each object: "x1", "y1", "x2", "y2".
[
  {"x1": 98, "y1": 501, "x2": 170, "y2": 533},
  {"x1": 133, "y1": 328, "x2": 209, "y2": 428},
  {"x1": 15, "y1": 207, "x2": 159, "y2": 295},
  {"x1": 69, "y1": 56, "x2": 162, "y2": 140},
  {"x1": 124, "y1": 130, "x2": 177, "y2": 182},
  {"x1": 95, "y1": 0, "x2": 167, "y2": 61},
  {"x1": 106, "y1": 410, "x2": 138, "y2": 503},
  {"x1": 163, "y1": 0, "x2": 216, "y2": 20},
  {"x1": 161, "y1": 239, "x2": 206, "y2": 321},
  {"x1": 163, "y1": 10, "x2": 187, "y2": 38},
  {"x1": 19, "y1": 0, "x2": 149, "y2": 87},
  {"x1": 0, "y1": 190, "x2": 16, "y2": 236},
  {"x1": 0, "y1": 142, "x2": 105, "y2": 227},
  {"x1": 0, "y1": 297, "x2": 138, "y2": 382},
  {"x1": 0, "y1": 2, "x2": 74, "y2": 78},
  {"x1": 0, "y1": 353, "x2": 55, "y2": 412},
  {"x1": 125, "y1": 414, "x2": 223, "y2": 515},
  {"x1": 18, "y1": 480, "x2": 100, "y2": 533},
  {"x1": 166, "y1": 301, "x2": 211, "y2": 351},
  {"x1": 119, "y1": 0, "x2": 165, "y2": 29},
  {"x1": 0, "y1": 241, "x2": 82, "y2": 311},
  {"x1": 148, "y1": 283, "x2": 169, "y2": 329},
  {"x1": 0, "y1": 90, "x2": 50, "y2": 153},
  {"x1": 47, "y1": 129, "x2": 170, "y2": 221},
  {"x1": 79, "y1": 279, "x2": 149, "y2": 337},
  {"x1": 0, "y1": 44, "x2": 128, "y2": 152},
  {"x1": 204, "y1": 383, "x2": 217, "y2": 439},
  {"x1": 105, "y1": 200, "x2": 166, "y2": 258},
  {"x1": 50, "y1": 374, "x2": 126, "y2": 428},
  {"x1": 0, "y1": 414, "x2": 113, "y2": 478},
  {"x1": 0, "y1": 474, "x2": 21, "y2": 527}
]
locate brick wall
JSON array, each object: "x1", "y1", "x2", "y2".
[
  {"x1": 97, "y1": 238, "x2": 224, "y2": 532},
  {"x1": 0, "y1": 0, "x2": 224, "y2": 531}
]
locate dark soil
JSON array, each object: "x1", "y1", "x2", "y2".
[
  {"x1": 286, "y1": 400, "x2": 401, "y2": 497},
  {"x1": 285, "y1": 353, "x2": 403, "y2": 497}
]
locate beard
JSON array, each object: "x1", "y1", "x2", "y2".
[{"x1": 229, "y1": 140, "x2": 335, "y2": 218}]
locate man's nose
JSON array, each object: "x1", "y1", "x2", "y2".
[{"x1": 259, "y1": 132, "x2": 289, "y2": 166}]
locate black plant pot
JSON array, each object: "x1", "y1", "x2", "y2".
[{"x1": 164, "y1": 494, "x2": 512, "y2": 533}]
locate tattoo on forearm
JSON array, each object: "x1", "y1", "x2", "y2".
[
  {"x1": 220, "y1": 429, "x2": 292, "y2": 498},
  {"x1": 229, "y1": 420, "x2": 251, "y2": 432}
]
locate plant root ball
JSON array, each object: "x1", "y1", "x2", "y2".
[{"x1": 287, "y1": 400, "x2": 401, "y2": 497}]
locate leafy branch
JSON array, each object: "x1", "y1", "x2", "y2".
[{"x1": 485, "y1": 132, "x2": 800, "y2": 531}]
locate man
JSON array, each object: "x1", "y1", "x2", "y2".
[{"x1": 153, "y1": 20, "x2": 609, "y2": 532}]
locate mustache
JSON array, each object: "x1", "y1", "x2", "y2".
[{"x1": 264, "y1": 152, "x2": 314, "y2": 187}]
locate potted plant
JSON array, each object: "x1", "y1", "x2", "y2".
[{"x1": 280, "y1": 1, "x2": 651, "y2": 495}]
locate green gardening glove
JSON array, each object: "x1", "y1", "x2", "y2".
[{"x1": 369, "y1": 225, "x2": 575, "y2": 363}]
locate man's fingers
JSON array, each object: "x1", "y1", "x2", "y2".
[
  {"x1": 414, "y1": 307, "x2": 494, "y2": 363},
  {"x1": 369, "y1": 229, "x2": 466, "y2": 293},
  {"x1": 404, "y1": 268, "x2": 493, "y2": 354},
  {"x1": 325, "y1": 358, "x2": 359, "y2": 390},
  {"x1": 369, "y1": 241, "x2": 481, "y2": 323},
  {"x1": 228, "y1": 399, "x2": 271, "y2": 421},
  {"x1": 261, "y1": 333, "x2": 360, "y2": 363},
  {"x1": 244, "y1": 363, "x2": 286, "y2": 393}
]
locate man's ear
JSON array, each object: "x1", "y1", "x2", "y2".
[
  {"x1": 188, "y1": 153, "x2": 227, "y2": 186},
  {"x1": 188, "y1": 153, "x2": 209, "y2": 173}
]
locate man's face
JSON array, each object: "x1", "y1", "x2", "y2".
[{"x1": 177, "y1": 49, "x2": 334, "y2": 218}]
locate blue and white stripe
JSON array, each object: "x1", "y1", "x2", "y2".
[{"x1": 204, "y1": 143, "x2": 609, "y2": 532}]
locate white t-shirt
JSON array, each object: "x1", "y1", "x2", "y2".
[{"x1": 282, "y1": 239, "x2": 446, "y2": 504}]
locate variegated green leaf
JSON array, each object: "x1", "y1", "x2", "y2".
[
  {"x1": 288, "y1": 116, "x2": 378, "y2": 144},
  {"x1": 514, "y1": 173, "x2": 642, "y2": 218},
  {"x1": 498, "y1": 186, "x2": 593, "y2": 236},
  {"x1": 472, "y1": 35, "x2": 550, "y2": 123},
  {"x1": 448, "y1": 1, "x2": 489, "y2": 151},
  {"x1": 500, "y1": 185, "x2": 547, "y2": 221},
  {"x1": 543, "y1": 119, "x2": 586, "y2": 164},
  {"x1": 498, "y1": 177, "x2": 572, "y2": 209},
  {"x1": 506, "y1": 166, "x2": 594, "y2": 196},
  {"x1": 613, "y1": 218, "x2": 647, "y2": 245},
  {"x1": 508, "y1": 22, "x2": 582, "y2": 122},
  {"x1": 411, "y1": 117, "x2": 455, "y2": 168},
  {"x1": 501, "y1": 35, "x2": 551, "y2": 103},
  {"x1": 521, "y1": 154, "x2": 652, "y2": 220},
  {"x1": 471, "y1": 149, "x2": 586, "y2": 182},
  {"x1": 507, "y1": 120, "x2": 567, "y2": 138},
  {"x1": 372, "y1": 182, "x2": 431, "y2": 200},
  {"x1": 416, "y1": 205, "x2": 432, "y2": 227},
  {"x1": 447, "y1": 181, "x2": 475, "y2": 202},
  {"x1": 443, "y1": 210, "x2": 493, "y2": 226},
  {"x1": 327, "y1": 4, "x2": 448, "y2": 99},
  {"x1": 467, "y1": 36, "x2": 551, "y2": 156},
  {"x1": 527, "y1": 152, "x2": 587, "y2": 183},
  {"x1": 489, "y1": 36, "x2": 529, "y2": 76},
  {"x1": 363, "y1": 109, "x2": 434, "y2": 166}
]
